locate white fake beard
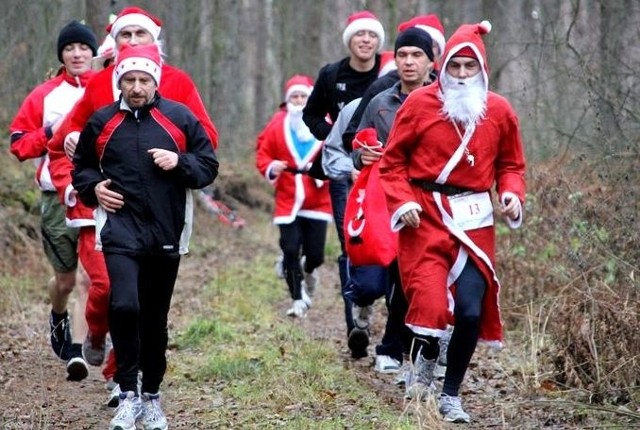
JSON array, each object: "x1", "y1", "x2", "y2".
[
  {"x1": 287, "y1": 103, "x2": 314, "y2": 141},
  {"x1": 439, "y1": 72, "x2": 487, "y2": 127}
]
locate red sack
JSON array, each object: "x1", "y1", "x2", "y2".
[{"x1": 344, "y1": 161, "x2": 398, "y2": 267}]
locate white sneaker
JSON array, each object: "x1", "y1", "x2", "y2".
[
  {"x1": 286, "y1": 299, "x2": 308, "y2": 318},
  {"x1": 140, "y1": 392, "x2": 168, "y2": 430},
  {"x1": 109, "y1": 391, "x2": 142, "y2": 430},
  {"x1": 301, "y1": 287, "x2": 312, "y2": 308},
  {"x1": 439, "y1": 393, "x2": 471, "y2": 423},
  {"x1": 374, "y1": 355, "x2": 401, "y2": 374},
  {"x1": 404, "y1": 355, "x2": 436, "y2": 401}
]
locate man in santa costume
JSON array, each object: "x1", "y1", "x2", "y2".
[
  {"x1": 46, "y1": 5, "x2": 219, "y2": 407},
  {"x1": 379, "y1": 21, "x2": 526, "y2": 423},
  {"x1": 256, "y1": 75, "x2": 332, "y2": 318}
]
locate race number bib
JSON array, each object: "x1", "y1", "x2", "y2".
[{"x1": 448, "y1": 191, "x2": 494, "y2": 231}]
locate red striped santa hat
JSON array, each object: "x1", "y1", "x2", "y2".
[
  {"x1": 114, "y1": 43, "x2": 162, "y2": 88},
  {"x1": 107, "y1": 6, "x2": 162, "y2": 41},
  {"x1": 342, "y1": 11, "x2": 385, "y2": 52}
]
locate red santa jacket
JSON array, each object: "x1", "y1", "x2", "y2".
[
  {"x1": 47, "y1": 62, "x2": 219, "y2": 227},
  {"x1": 379, "y1": 83, "x2": 526, "y2": 346},
  {"x1": 256, "y1": 109, "x2": 332, "y2": 224},
  {"x1": 10, "y1": 69, "x2": 94, "y2": 192}
]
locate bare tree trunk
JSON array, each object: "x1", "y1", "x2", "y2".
[
  {"x1": 198, "y1": 0, "x2": 214, "y2": 103},
  {"x1": 253, "y1": 0, "x2": 278, "y2": 132},
  {"x1": 1, "y1": 0, "x2": 639, "y2": 161},
  {"x1": 85, "y1": 0, "x2": 112, "y2": 38},
  {"x1": 595, "y1": 0, "x2": 625, "y2": 152}
]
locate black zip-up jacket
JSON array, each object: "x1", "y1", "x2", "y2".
[
  {"x1": 303, "y1": 55, "x2": 382, "y2": 141},
  {"x1": 72, "y1": 94, "x2": 219, "y2": 257}
]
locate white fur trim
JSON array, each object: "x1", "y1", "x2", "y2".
[
  {"x1": 479, "y1": 20, "x2": 492, "y2": 34},
  {"x1": 296, "y1": 210, "x2": 333, "y2": 222},
  {"x1": 64, "y1": 184, "x2": 76, "y2": 207},
  {"x1": 448, "y1": 247, "x2": 468, "y2": 287},
  {"x1": 342, "y1": 18, "x2": 385, "y2": 52},
  {"x1": 415, "y1": 24, "x2": 446, "y2": 59},
  {"x1": 500, "y1": 191, "x2": 523, "y2": 229},
  {"x1": 390, "y1": 201, "x2": 422, "y2": 231},
  {"x1": 265, "y1": 160, "x2": 279, "y2": 184},
  {"x1": 110, "y1": 13, "x2": 161, "y2": 40},
  {"x1": 285, "y1": 84, "x2": 312, "y2": 101},
  {"x1": 406, "y1": 324, "x2": 449, "y2": 338},
  {"x1": 65, "y1": 218, "x2": 96, "y2": 228}
]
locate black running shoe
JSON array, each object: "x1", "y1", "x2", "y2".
[
  {"x1": 66, "y1": 344, "x2": 89, "y2": 381},
  {"x1": 49, "y1": 311, "x2": 72, "y2": 359},
  {"x1": 348, "y1": 326, "x2": 369, "y2": 359}
]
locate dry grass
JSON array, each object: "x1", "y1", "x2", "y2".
[{"x1": 499, "y1": 155, "x2": 640, "y2": 405}]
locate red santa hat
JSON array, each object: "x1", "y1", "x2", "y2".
[
  {"x1": 284, "y1": 74, "x2": 314, "y2": 102},
  {"x1": 378, "y1": 50, "x2": 396, "y2": 77},
  {"x1": 440, "y1": 20, "x2": 492, "y2": 89},
  {"x1": 398, "y1": 14, "x2": 446, "y2": 59},
  {"x1": 342, "y1": 11, "x2": 385, "y2": 52},
  {"x1": 97, "y1": 34, "x2": 116, "y2": 59},
  {"x1": 114, "y1": 43, "x2": 162, "y2": 88},
  {"x1": 107, "y1": 6, "x2": 162, "y2": 41}
]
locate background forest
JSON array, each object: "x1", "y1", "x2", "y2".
[
  {"x1": 1, "y1": 0, "x2": 639, "y2": 160},
  {"x1": 0, "y1": 0, "x2": 639, "y2": 428}
]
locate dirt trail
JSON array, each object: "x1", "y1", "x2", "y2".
[{"x1": 0, "y1": 210, "x2": 621, "y2": 429}]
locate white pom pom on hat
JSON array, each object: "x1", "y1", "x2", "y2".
[{"x1": 479, "y1": 20, "x2": 492, "y2": 34}]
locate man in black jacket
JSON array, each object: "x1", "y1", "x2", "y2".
[
  {"x1": 72, "y1": 43, "x2": 218, "y2": 430},
  {"x1": 302, "y1": 10, "x2": 385, "y2": 358}
]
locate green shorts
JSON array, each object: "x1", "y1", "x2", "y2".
[{"x1": 40, "y1": 191, "x2": 79, "y2": 273}]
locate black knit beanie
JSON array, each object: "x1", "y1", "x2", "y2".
[
  {"x1": 394, "y1": 27, "x2": 435, "y2": 62},
  {"x1": 57, "y1": 20, "x2": 98, "y2": 63}
]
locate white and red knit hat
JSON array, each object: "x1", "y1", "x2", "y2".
[
  {"x1": 114, "y1": 43, "x2": 162, "y2": 87},
  {"x1": 284, "y1": 74, "x2": 314, "y2": 101},
  {"x1": 107, "y1": 6, "x2": 162, "y2": 40},
  {"x1": 342, "y1": 11, "x2": 385, "y2": 52},
  {"x1": 440, "y1": 20, "x2": 492, "y2": 91}
]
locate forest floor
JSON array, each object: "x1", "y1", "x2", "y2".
[{"x1": 0, "y1": 178, "x2": 637, "y2": 430}]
